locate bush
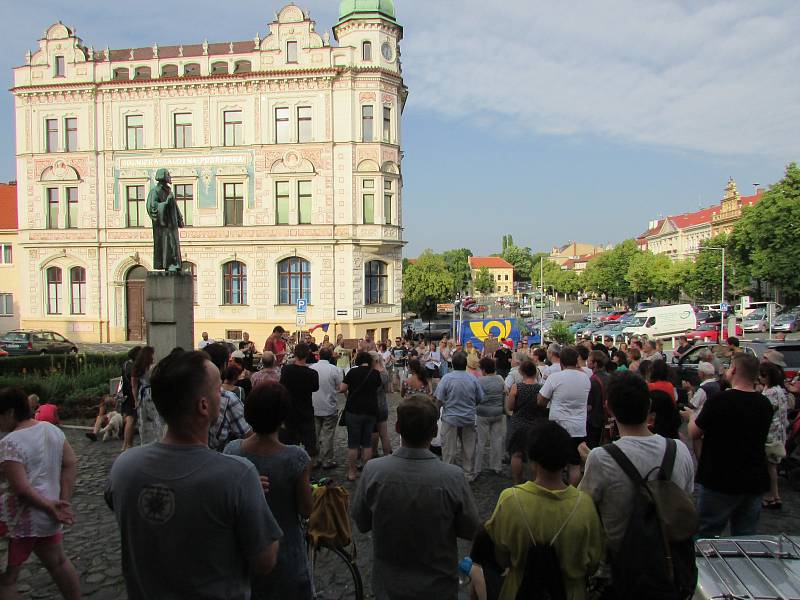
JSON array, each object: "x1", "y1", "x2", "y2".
[
  {"x1": 0, "y1": 352, "x2": 128, "y2": 376},
  {"x1": 547, "y1": 321, "x2": 574, "y2": 345},
  {"x1": 0, "y1": 363, "x2": 122, "y2": 420}
]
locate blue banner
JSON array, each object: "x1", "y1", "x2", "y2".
[{"x1": 460, "y1": 319, "x2": 520, "y2": 351}]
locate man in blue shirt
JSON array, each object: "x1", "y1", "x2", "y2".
[{"x1": 435, "y1": 351, "x2": 484, "y2": 481}]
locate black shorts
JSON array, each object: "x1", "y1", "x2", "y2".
[
  {"x1": 279, "y1": 421, "x2": 317, "y2": 456},
  {"x1": 120, "y1": 398, "x2": 137, "y2": 419}
]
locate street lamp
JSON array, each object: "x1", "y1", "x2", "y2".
[{"x1": 706, "y1": 246, "x2": 726, "y2": 343}]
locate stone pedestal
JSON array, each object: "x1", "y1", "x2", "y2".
[{"x1": 145, "y1": 271, "x2": 194, "y2": 361}]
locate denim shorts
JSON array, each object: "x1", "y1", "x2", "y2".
[{"x1": 345, "y1": 412, "x2": 376, "y2": 449}]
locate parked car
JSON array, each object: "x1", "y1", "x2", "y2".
[
  {"x1": 623, "y1": 304, "x2": 697, "y2": 339},
  {"x1": 685, "y1": 322, "x2": 743, "y2": 344},
  {"x1": 0, "y1": 348, "x2": 7, "y2": 357},
  {"x1": 0, "y1": 330, "x2": 79, "y2": 356},
  {"x1": 741, "y1": 314, "x2": 768, "y2": 333},
  {"x1": 635, "y1": 302, "x2": 655, "y2": 311},
  {"x1": 695, "y1": 310, "x2": 722, "y2": 324},
  {"x1": 543, "y1": 311, "x2": 564, "y2": 321},
  {"x1": 467, "y1": 304, "x2": 487, "y2": 313},
  {"x1": 462, "y1": 297, "x2": 476, "y2": 308},
  {"x1": 773, "y1": 312, "x2": 800, "y2": 333},
  {"x1": 519, "y1": 305, "x2": 532, "y2": 318},
  {"x1": 674, "y1": 341, "x2": 800, "y2": 379},
  {"x1": 601, "y1": 310, "x2": 628, "y2": 322}
]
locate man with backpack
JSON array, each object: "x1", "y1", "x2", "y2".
[{"x1": 579, "y1": 371, "x2": 697, "y2": 599}]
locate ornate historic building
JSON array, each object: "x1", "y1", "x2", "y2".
[
  {"x1": 0, "y1": 183, "x2": 19, "y2": 333},
  {"x1": 12, "y1": 1, "x2": 406, "y2": 344}
]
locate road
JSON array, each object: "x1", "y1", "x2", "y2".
[{"x1": 16, "y1": 392, "x2": 800, "y2": 599}]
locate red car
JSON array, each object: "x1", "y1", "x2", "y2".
[
  {"x1": 686, "y1": 322, "x2": 743, "y2": 343},
  {"x1": 467, "y1": 304, "x2": 487, "y2": 313},
  {"x1": 601, "y1": 310, "x2": 628, "y2": 322},
  {"x1": 462, "y1": 297, "x2": 476, "y2": 308}
]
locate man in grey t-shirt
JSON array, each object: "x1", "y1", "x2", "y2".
[{"x1": 105, "y1": 350, "x2": 282, "y2": 599}]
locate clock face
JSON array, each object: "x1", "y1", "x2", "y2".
[{"x1": 381, "y1": 42, "x2": 393, "y2": 61}]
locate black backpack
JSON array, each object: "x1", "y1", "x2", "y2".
[
  {"x1": 512, "y1": 487, "x2": 581, "y2": 600},
  {"x1": 603, "y1": 439, "x2": 698, "y2": 600}
]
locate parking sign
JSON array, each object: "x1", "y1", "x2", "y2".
[{"x1": 297, "y1": 298, "x2": 307, "y2": 313}]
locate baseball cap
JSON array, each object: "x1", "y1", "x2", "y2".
[{"x1": 231, "y1": 350, "x2": 246, "y2": 359}]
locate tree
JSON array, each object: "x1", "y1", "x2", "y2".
[
  {"x1": 547, "y1": 321, "x2": 573, "y2": 345},
  {"x1": 441, "y1": 248, "x2": 473, "y2": 295},
  {"x1": 531, "y1": 254, "x2": 562, "y2": 288},
  {"x1": 729, "y1": 162, "x2": 800, "y2": 296},
  {"x1": 625, "y1": 251, "x2": 675, "y2": 301},
  {"x1": 502, "y1": 244, "x2": 535, "y2": 282},
  {"x1": 474, "y1": 267, "x2": 495, "y2": 295},
  {"x1": 684, "y1": 235, "x2": 730, "y2": 302},
  {"x1": 402, "y1": 250, "x2": 455, "y2": 320},
  {"x1": 580, "y1": 240, "x2": 638, "y2": 300}
]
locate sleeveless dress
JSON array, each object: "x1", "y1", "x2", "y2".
[{"x1": 507, "y1": 382, "x2": 546, "y2": 455}]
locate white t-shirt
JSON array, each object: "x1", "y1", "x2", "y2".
[
  {"x1": 539, "y1": 368, "x2": 591, "y2": 437},
  {"x1": 198, "y1": 339, "x2": 214, "y2": 349},
  {"x1": 311, "y1": 360, "x2": 344, "y2": 417},
  {"x1": 0, "y1": 421, "x2": 65, "y2": 537},
  {"x1": 542, "y1": 362, "x2": 562, "y2": 379},
  {"x1": 581, "y1": 366, "x2": 593, "y2": 377},
  {"x1": 579, "y1": 435, "x2": 695, "y2": 553}
]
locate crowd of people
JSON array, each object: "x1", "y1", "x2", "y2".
[{"x1": 0, "y1": 325, "x2": 796, "y2": 599}]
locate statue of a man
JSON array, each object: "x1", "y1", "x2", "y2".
[{"x1": 146, "y1": 168, "x2": 184, "y2": 272}]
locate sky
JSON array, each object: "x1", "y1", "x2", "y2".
[{"x1": 1, "y1": 0, "x2": 798, "y2": 257}]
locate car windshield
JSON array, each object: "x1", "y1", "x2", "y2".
[
  {"x1": 1, "y1": 332, "x2": 28, "y2": 342},
  {"x1": 776, "y1": 314, "x2": 794, "y2": 323},
  {"x1": 628, "y1": 316, "x2": 648, "y2": 326},
  {"x1": 697, "y1": 323, "x2": 717, "y2": 331}
]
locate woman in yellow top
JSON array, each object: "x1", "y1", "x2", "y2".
[{"x1": 485, "y1": 421, "x2": 604, "y2": 600}]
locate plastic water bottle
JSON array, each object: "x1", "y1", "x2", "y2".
[{"x1": 458, "y1": 556, "x2": 473, "y2": 587}]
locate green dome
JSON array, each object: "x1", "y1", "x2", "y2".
[{"x1": 338, "y1": 0, "x2": 396, "y2": 22}]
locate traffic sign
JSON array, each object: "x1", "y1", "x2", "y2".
[
  {"x1": 296, "y1": 314, "x2": 306, "y2": 327},
  {"x1": 437, "y1": 303, "x2": 455, "y2": 312},
  {"x1": 720, "y1": 302, "x2": 729, "y2": 312},
  {"x1": 296, "y1": 298, "x2": 307, "y2": 313}
]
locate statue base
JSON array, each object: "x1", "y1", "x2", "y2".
[{"x1": 145, "y1": 271, "x2": 194, "y2": 362}]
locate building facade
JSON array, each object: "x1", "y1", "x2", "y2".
[
  {"x1": 12, "y1": 1, "x2": 406, "y2": 345},
  {"x1": 469, "y1": 256, "x2": 514, "y2": 295},
  {"x1": 0, "y1": 183, "x2": 19, "y2": 333},
  {"x1": 638, "y1": 179, "x2": 763, "y2": 261},
  {"x1": 548, "y1": 241, "x2": 606, "y2": 267}
]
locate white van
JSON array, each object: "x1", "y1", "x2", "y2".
[{"x1": 622, "y1": 304, "x2": 697, "y2": 339}]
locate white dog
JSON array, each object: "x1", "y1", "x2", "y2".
[{"x1": 99, "y1": 411, "x2": 123, "y2": 442}]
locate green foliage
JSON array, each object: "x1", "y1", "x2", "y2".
[
  {"x1": 531, "y1": 254, "x2": 562, "y2": 288},
  {"x1": 402, "y1": 250, "x2": 455, "y2": 319},
  {"x1": 0, "y1": 352, "x2": 128, "y2": 376},
  {"x1": 625, "y1": 251, "x2": 677, "y2": 301},
  {"x1": 441, "y1": 248, "x2": 473, "y2": 295},
  {"x1": 547, "y1": 321, "x2": 573, "y2": 345},
  {"x1": 684, "y1": 235, "x2": 729, "y2": 301},
  {"x1": 474, "y1": 267, "x2": 495, "y2": 294},
  {"x1": 581, "y1": 240, "x2": 638, "y2": 299},
  {"x1": 729, "y1": 162, "x2": 800, "y2": 294},
  {"x1": 502, "y1": 244, "x2": 535, "y2": 282}
]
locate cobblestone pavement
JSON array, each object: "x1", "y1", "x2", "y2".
[{"x1": 20, "y1": 392, "x2": 800, "y2": 599}]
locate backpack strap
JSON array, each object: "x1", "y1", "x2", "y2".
[
  {"x1": 658, "y1": 438, "x2": 677, "y2": 482},
  {"x1": 602, "y1": 443, "x2": 645, "y2": 486}
]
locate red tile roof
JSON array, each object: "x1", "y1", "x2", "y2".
[
  {"x1": 469, "y1": 256, "x2": 513, "y2": 269},
  {"x1": 104, "y1": 41, "x2": 256, "y2": 62},
  {"x1": 669, "y1": 205, "x2": 721, "y2": 229},
  {"x1": 0, "y1": 183, "x2": 17, "y2": 230}
]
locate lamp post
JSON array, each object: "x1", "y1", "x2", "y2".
[{"x1": 707, "y1": 246, "x2": 726, "y2": 343}]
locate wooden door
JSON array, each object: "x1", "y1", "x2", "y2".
[{"x1": 126, "y1": 266, "x2": 147, "y2": 341}]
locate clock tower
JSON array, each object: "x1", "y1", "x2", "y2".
[{"x1": 334, "y1": 0, "x2": 402, "y2": 74}]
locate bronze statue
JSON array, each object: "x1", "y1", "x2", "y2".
[{"x1": 147, "y1": 168, "x2": 184, "y2": 272}]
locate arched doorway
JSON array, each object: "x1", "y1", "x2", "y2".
[{"x1": 125, "y1": 266, "x2": 147, "y2": 341}]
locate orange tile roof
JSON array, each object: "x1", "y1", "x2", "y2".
[
  {"x1": 0, "y1": 183, "x2": 17, "y2": 230},
  {"x1": 469, "y1": 256, "x2": 513, "y2": 269}
]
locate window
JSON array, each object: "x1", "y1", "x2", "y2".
[
  {"x1": 362, "y1": 180, "x2": 374, "y2": 224},
  {"x1": 275, "y1": 107, "x2": 290, "y2": 143},
  {"x1": 113, "y1": 67, "x2": 129, "y2": 80},
  {"x1": 45, "y1": 119, "x2": 59, "y2": 152},
  {"x1": 362, "y1": 41, "x2": 372, "y2": 61},
  {"x1": 0, "y1": 294, "x2": 11, "y2": 316},
  {"x1": 133, "y1": 66, "x2": 151, "y2": 80},
  {"x1": 174, "y1": 184, "x2": 193, "y2": 226},
  {"x1": 54, "y1": 55, "x2": 65, "y2": 77},
  {"x1": 161, "y1": 64, "x2": 178, "y2": 77},
  {"x1": 174, "y1": 113, "x2": 192, "y2": 148},
  {"x1": 223, "y1": 182, "x2": 244, "y2": 226},
  {"x1": 46, "y1": 267, "x2": 62, "y2": 314},
  {"x1": 234, "y1": 60, "x2": 251, "y2": 74},
  {"x1": 211, "y1": 61, "x2": 228, "y2": 75},
  {"x1": 384, "y1": 179, "x2": 393, "y2": 225},
  {"x1": 298, "y1": 180, "x2": 312, "y2": 224},
  {"x1": 66, "y1": 187, "x2": 78, "y2": 229},
  {"x1": 365, "y1": 261, "x2": 388, "y2": 305},
  {"x1": 287, "y1": 41, "x2": 298, "y2": 63},
  {"x1": 362, "y1": 105, "x2": 374, "y2": 141},
  {"x1": 70, "y1": 266, "x2": 86, "y2": 315},
  {"x1": 297, "y1": 106, "x2": 312, "y2": 143},
  {"x1": 0, "y1": 244, "x2": 11, "y2": 264},
  {"x1": 276, "y1": 181, "x2": 290, "y2": 224},
  {"x1": 223, "y1": 110, "x2": 243, "y2": 146},
  {"x1": 383, "y1": 106, "x2": 391, "y2": 142},
  {"x1": 226, "y1": 330, "x2": 243, "y2": 341},
  {"x1": 64, "y1": 118, "x2": 77, "y2": 152},
  {"x1": 183, "y1": 262, "x2": 197, "y2": 304},
  {"x1": 278, "y1": 257, "x2": 310, "y2": 305},
  {"x1": 126, "y1": 115, "x2": 144, "y2": 149},
  {"x1": 126, "y1": 185, "x2": 146, "y2": 227},
  {"x1": 223, "y1": 261, "x2": 247, "y2": 305},
  {"x1": 46, "y1": 188, "x2": 59, "y2": 229},
  {"x1": 184, "y1": 63, "x2": 201, "y2": 76}
]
